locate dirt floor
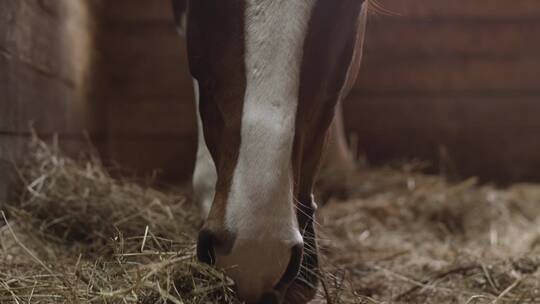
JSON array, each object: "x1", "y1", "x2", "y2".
[{"x1": 1, "y1": 139, "x2": 540, "y2": 303}]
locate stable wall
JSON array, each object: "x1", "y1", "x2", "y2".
[
  {"x1": 99, "y1": 0, "x2": 196, "y2": 181},
  {"x1": 346, "y1": 0, "x2": 540, "y2": 182},
  {"x1": 100, "y1": 0, "x2": 540, "y2": 182},
  {"x1": 65, "y1": 0, "x2": 540, "y2": 183},
  {"x1": 0, "y1": 0, "x2": 102, "y2": 199}
]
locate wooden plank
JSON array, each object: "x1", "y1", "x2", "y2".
[
  {"x1": 95, "y1": 0, "x2": 540, "y2": 182},
  {"x1": 355, "y1": 57, "x2": 540, "y2": 92},
  {"x1": 0, "y1": 136, "x2": 26, "y2": 165},
  {"x1": 344, "y1": 92, "x2": 540, "y2": 182},
  {"x1": 345, "y1": 93, "x2": 540, "y2": 136},
  {"x1": 107, "y1": 101, "x2": 196, "y2": 138},
  {"x1": 0, "y1": 0, "x2": 18, "y2": 50},
  {"x1": 0, "y1": 0, "x2": 66, "y2": 80},
  {"x1": 364, "y1": 17, "x2": 540, "y2": 59},
  {"x1": 0, "y1": 0, "x2": 102, "y2": 135},
  {"x1": 107, "y1": 138, "x2": 196, "y2": 181},
  {"x1": 0, "y1": 56, "x2": 100, "y2": 134},
  {"x1": 0, "y1": 157, "x2": 17, "y2": 206},
  {"x1": 450, "y1": 128, "x2": 540, "y2": 182},
  {"x1": 375, "y1": 0, "x2": 540, "y2": 18},
  {"x1": 99, "y1": 0, "x2": 197, "y2": 181},
  {"x1": 0, "y1": 56, "x2": 11, "y2": 127},
  {"x1": 103, "y1": 0, "x2": 540, "y2": 23},
  {"x1": 0, "y1": 0, "x2": 103, "y2": 186},
  {"x1": 105, "y1": 0, "x2": 175, "y2": 23},
  {"x1": 344, "y1": 92, "x2": 460, "y2": 164},
  {"x1": 102, "y1": 23, "x2": 192, "y2": 101},
  {"x1": 0, "y1": 0, "x2": 98, "y2": 107},
  {"x1": 0, "y1": 136, "x2": 23, "y2": 206}
]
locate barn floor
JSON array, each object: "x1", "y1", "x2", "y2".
[
  {"x1": 1, "y1": 140, "x2": 540, "y2": 304},
  {"x1": 317, "y1": 168, "x2": 540, "y2": 303}
]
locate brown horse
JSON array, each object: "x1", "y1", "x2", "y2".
[{"x1": 172, "y1": 1, "x2": 368, "y2": 303}]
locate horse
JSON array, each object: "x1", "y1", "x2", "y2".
[{"x1": 171, "y1": 1, "x2": 368, "y2": 303}]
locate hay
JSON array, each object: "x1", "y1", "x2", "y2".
[
  {"x1": 317, "y1": 167, "x2": 540, "y2": 303},
  {"x1": 2, "y1": 136, "x2": 540, "y2": 304},
  {"x1": 0, "y1": 137, "x2": 240, "y2": 304}
]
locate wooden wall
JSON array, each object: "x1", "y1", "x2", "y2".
[
  {"x1": 5, "y1": 0, "x2": 538, "y2": 184},
  {"x1": 99, "y1": 0, "x2": 196, "y2": 181},
  {"x1": 0, "y1": 0, "x2": 102, "y2": 200},
  {"x1": 98, "y1": 0, "x2": 540, "y2": 183},
  {"x1": 346, "y1": 0, "x2": 540, "y2": 182}
]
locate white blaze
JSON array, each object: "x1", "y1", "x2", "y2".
[{"x1": 216, "y1": 0, "x2": 316, "y2": 300}]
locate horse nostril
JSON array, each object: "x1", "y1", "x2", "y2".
[
  {"x1": 275, "y1": 243, "x2": 304, "y2": 291},
  {"x1": 196, "y1": 228, "x2": 236, "y2": 265},
  {"x1": 197, "y1": 229, "x2": 216, "y2": 265}
]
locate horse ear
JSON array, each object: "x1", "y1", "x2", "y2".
[{"x1": 171, "y1": 0, "x2": 188, "y2": 36}]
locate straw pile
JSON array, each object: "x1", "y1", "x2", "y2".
[
  {"x1": 0, "y1": 137, "x2": 239, "y2": 304},
  {"x1": 317, "y1": 166, "x2": 540, "y2": 303},
  {"x1": 2, "y1": 137, "x2": 540, "y2": 303}
]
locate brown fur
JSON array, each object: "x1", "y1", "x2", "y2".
[
  {"x1": 185, "y1": 1, "x2": 247, "y2": 238},
  {"x1": 174, "y1": 1, "x2": 367, "y2": 302},
  {"x1": 290, "y1": 0, "x2": 366, "y2": 300}
]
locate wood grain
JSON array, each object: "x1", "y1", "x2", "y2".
[{"x1": 0, "y1": 0, "x2": 102, "y2": 180}]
